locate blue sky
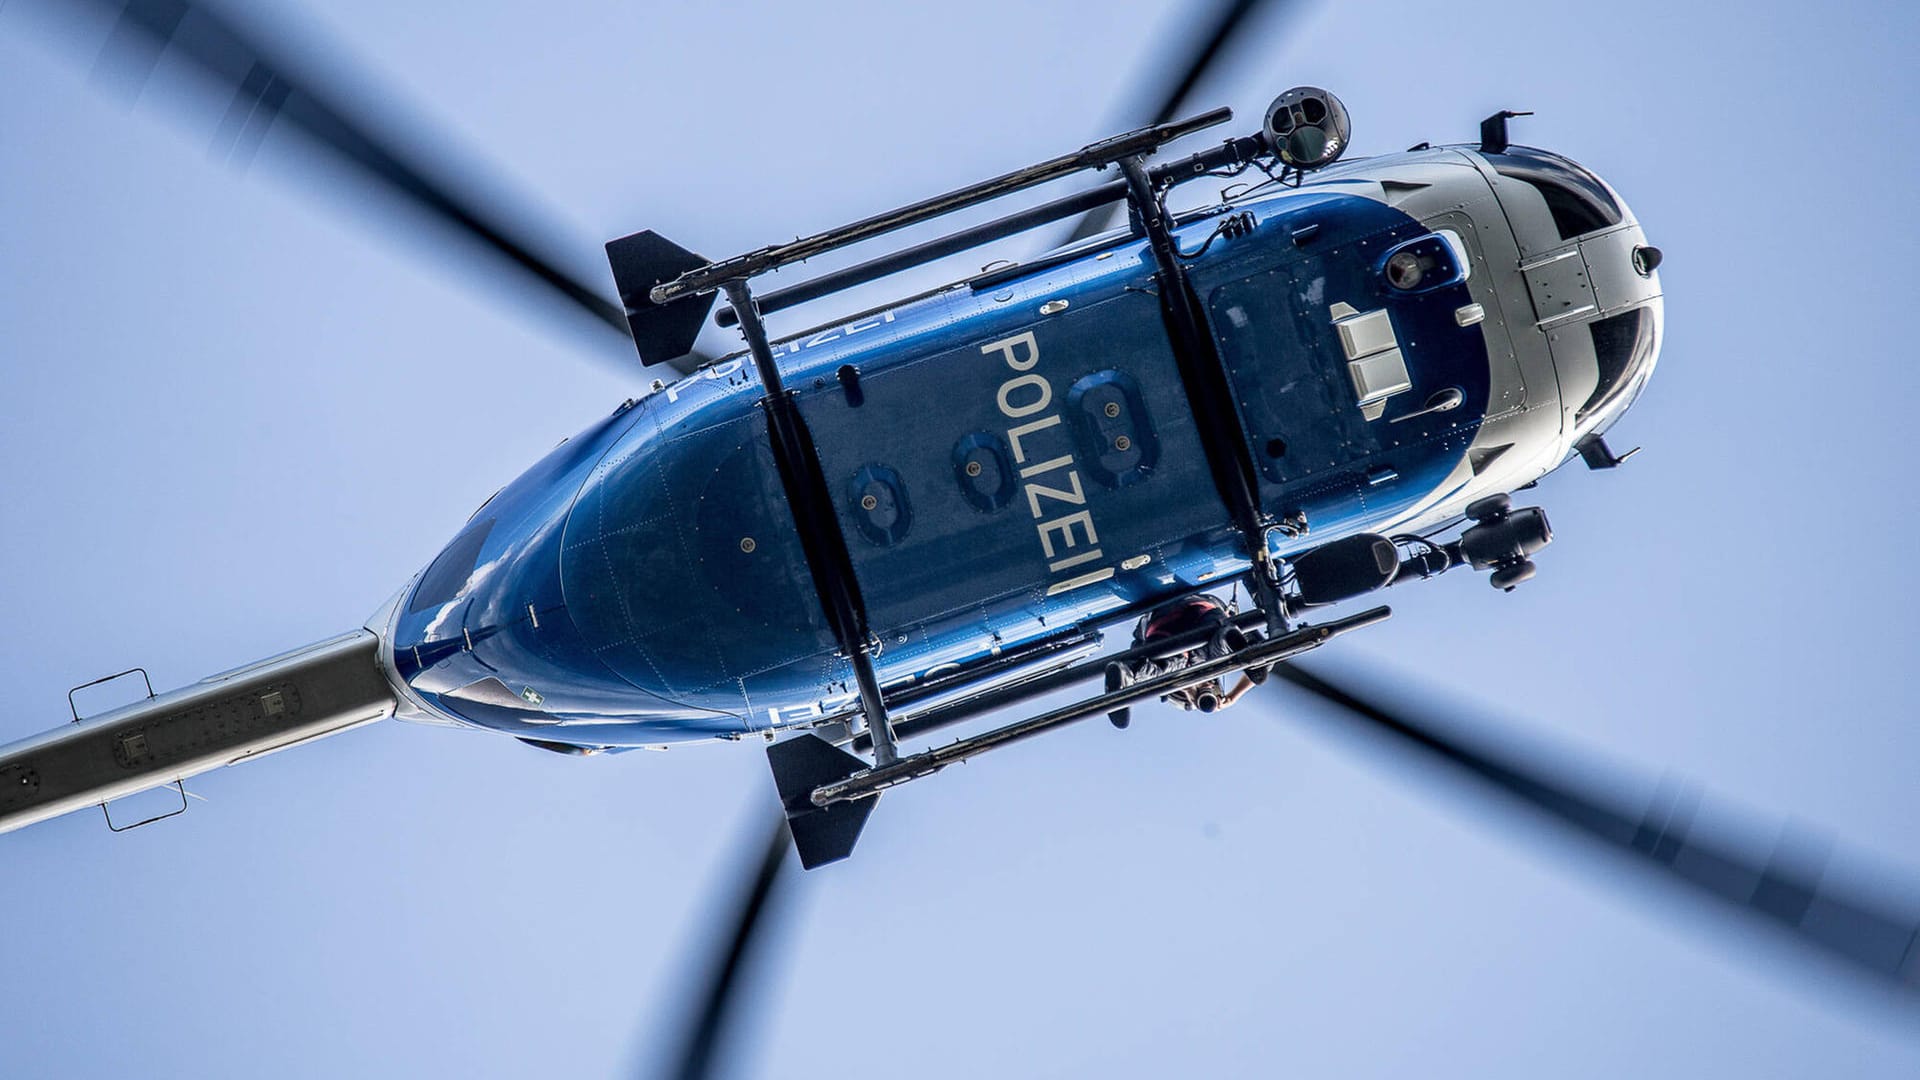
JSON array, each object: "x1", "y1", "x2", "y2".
[{"x1": 3, "y1": 0, "x2": 1919, "y2": 1076}]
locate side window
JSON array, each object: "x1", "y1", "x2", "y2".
[
  {"x1": 1577, "y1": 308, "x2": 1654, "y2": 424},
  {"x1": 1487, "y1": 149, "x2": 1622, "y2": 241}
]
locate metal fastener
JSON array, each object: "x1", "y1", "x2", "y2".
[
  {"x1": 965, "y1": 460, "x2": 983, "y2": 477},
  {"x1": 1114, "y1": 435, "x2": 1132, "y2": 451},
  {"x1": 1103, "y1": 401, "x2": 1121, "y2": 418},
  {"x1": 739, "y1": 537, "x2": 756, "y2": 553},
  {"x1": 861, "y1": 494, "x2": 879, "y2": 511}
]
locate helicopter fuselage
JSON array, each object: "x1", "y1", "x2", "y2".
[{"x1": 378, "y1": 143, "x2": 1661, "y2": 750}]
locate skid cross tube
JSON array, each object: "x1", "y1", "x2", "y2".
[
  {"x1": 654, "y1": 108, "x2": 1233, "y2": 306},
  {"x1": 812, "y1": 606, "x2": 1391, "y2": 807},
  {"x1": 1117, "y1": 155, "x2": 1286, "y2": 628},
  {"x1": 722, "y1": 280, "x2": 900, "y2": 767}
]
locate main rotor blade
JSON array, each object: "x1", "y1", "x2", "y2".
[
  {"x1": 1269, "y1": 663, "x2": 1920, "y2": 994},
  {"x1": 664, "y1": 816, "x2": 794, "y2": 1080},
  {"x1": 1139, "y1": 0, "x2": 1270, "y2": 148},
  {"x1": 54, "y1": 0, "x2": 634, "y2": 364},
  {"x1": 1053, "y1": 0, "x2": 1294, "y2": 249}
]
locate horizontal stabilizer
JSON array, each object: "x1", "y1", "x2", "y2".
[
  {"x1": 767, "y1": 734, "x2": 878, "y2": 869},
  {"x1": 604, "y1": 230, "x2": 716, "y2": 374}
]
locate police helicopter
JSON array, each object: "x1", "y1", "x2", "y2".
[
  {"x1": 0, "y1": 28, "x2": 1659, "y2": 860},
  {"x1": 4, "y1": 3, "x2": 1919, "y2": 1074}
]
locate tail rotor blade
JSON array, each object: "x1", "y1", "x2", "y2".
[{"x1": 1269, "y1": 663, "x2": 1920, "y2": 994}]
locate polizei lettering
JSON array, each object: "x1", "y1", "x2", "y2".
[
  {"x1": 662, "y1": 311, "x2": 897, "y2": 403},
  {"x1": 981, "y1": 332, "x2": 1112, "y2": 593}
]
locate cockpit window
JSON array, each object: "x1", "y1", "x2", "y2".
[
  {"x1": 1577, "y1": 308, "x2": 1655, "y2": 424},
  {"x1": 409, "y1": 517, "x2": 495, "y2": 613},
  {"x1": 1487, "y1": 147, "x2": 1622, "y2": 241}
]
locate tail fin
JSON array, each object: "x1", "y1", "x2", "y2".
[
  {"x1": 766, "y1": 734, "x2": 878, "y2": 869},
  {"x1": 604, "y1": 230, "x2": 716, "y2": 373}
]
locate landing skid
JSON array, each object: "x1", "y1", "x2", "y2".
[{"x1": 768, "y1": 606, "x2": 1389, "y2": 868}]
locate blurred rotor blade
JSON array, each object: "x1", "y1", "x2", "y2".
[
  {"x1": 1137, "y1": 0, "x2": 1271, "y2": 150},
  {"x1": 1270, "y1": 662, "x2": 1920, "y2": 994},
  {"x1": 51, "y1": 0, "x2": 638, "y2": 366},
  {"x1": 665, "y1": 816, "x2": 794, "y2": 1080},
  {"x1": 1053, "y1": 0, "x2": 1293, "y2": 249}
]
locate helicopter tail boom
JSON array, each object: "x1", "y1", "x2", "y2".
[{"x1": 0, "y1": 631, "x2": 395, "y2": 837}]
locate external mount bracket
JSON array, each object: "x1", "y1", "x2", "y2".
[
  {"x1": 102, "y1": 781, "x2": 189, "y2": 832},
  {"x1": 67, "y1": 667, "x2": 191, "y2": 832},
  {"x1": 68, "y1": 667, "x2": 155, "y2": 723}
]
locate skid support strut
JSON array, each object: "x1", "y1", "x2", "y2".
[
  {"x1": 721, "y1": 281, "x2": 900, "y2": 766},
  {"x1": 1116, "y1": 156, "x2": 1287, "y2": 629}
]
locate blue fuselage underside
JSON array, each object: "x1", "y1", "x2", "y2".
[{"x1": 389, "y1": 186, "x2": 1493, "y2": 745}]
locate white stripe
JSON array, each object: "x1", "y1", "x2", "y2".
[{"x1": 1045, "y1": 566, "x2": 1115, "y2": 596}]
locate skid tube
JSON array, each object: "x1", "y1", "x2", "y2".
[
  {"x1": 650, "y1": 108, "x2": 1233, "y2": 306},
  {"x1": 808, "y1": 605, "x2": 1390, "y2": 809},
  {"x1": 852, "y1": 605, "x2": 1269, "y2": 754}
]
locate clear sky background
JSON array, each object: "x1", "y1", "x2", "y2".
[{"x1": 4, "y1": 1, "x2": 1919, "y2": 1077}]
